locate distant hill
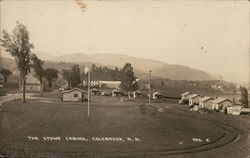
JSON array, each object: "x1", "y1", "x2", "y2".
[
  {"x1": 54, "y1": 53, "x2": 167, "y2": 73},
  {"x1": 0, "y1": 57, "x2": 150, "y2": 80},
  {"x1": 152, "y1": 65, "x2": 214, "y2": 81},
  {"x1": 0, "y1": 51, "x2": 215, "y2": 81},
  {"x1": 53, "y1": 53, "x2": 215, "y2": 80}
]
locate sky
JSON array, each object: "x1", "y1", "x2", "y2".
[{"x1": 0, "y1": 0, "x2": 249, "y2": 84}]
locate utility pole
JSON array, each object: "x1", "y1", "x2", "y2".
[
  {"x1": 84, "y1": 65, "x2": 90, "y2": 117},
  {"x1": 88, "y1": 70, "x2": 90, "y2": 117},
  {"x1": 149, "y1": 70, "x2": 151, "y2": 106}
]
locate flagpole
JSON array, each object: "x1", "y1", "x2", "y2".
[
  {"x1": 87, "y1": 70, "x2": 90, "y2": 117},
  {"x1": 149, "y1": 70, "x2": 151, "y2": 106}
]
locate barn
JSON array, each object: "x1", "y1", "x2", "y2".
[
  {"x1": 61, "y1": 88, "x2": 88, "y2": 102},
  {"x1": 199, "y1": 96, "x2": 214, "y2": 109}
]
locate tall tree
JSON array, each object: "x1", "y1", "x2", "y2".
[
  {"x1": 120, "y1": 63, "x2": 138, "y2": 99},
  {"x1": 240, "y1": 86, "x2": 249, "y2": 107},
  {"x1": 62, "y1": 69, "x2": 72, "y2": 89},
  {"x1": 1, "y1": 22, "x2": 34, "y2": 103},
  {"x1": 31, "y1": 54, "x2": 44, "y2": 96},
  {"x1": 44, "y1": 68, "x2": 59, "y2": 91},
  {"x1": 70, "y1": 64, "x2": 81, "y2": 88},
  {"x1": 0, "y1": 68, "x2": 12, "y2": 83}
]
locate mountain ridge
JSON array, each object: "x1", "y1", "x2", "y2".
[{"x1": 0, "y1": 51, "x2": 216, "y2": 81}]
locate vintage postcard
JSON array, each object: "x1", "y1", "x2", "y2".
[{"x1": 0, "y1": 0, "x2": 249, "y2": 158}]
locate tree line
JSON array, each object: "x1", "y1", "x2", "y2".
[
  {"x1": 0, "y1": 22, "x2": 139, "y2": 102},
  {"x1": 61, "y1": 63, "x2": 138, "y2": 98}
]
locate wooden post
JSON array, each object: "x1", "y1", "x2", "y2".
[
  {"x1": 149, "y1": 70, "x2": 151, "y2": 106},
  {"x1": 88, "y1": 70, "x2": 90, "y2": 117},
  {"x1": 23, "y1": 74, "x2": 26, "y2": 103}
]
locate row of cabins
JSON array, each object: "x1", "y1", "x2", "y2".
[
  {"x1": 180, "y1": 92, "x2": 234, "y2": 112},
  {"x1": 60, "y1": 88, "x2": 163, "y2": 102},
  {"x1": 111, "y1": 89, "x2": 162, "y2": 99}
]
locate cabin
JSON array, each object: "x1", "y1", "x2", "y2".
[
  {"x1": 211, "y1": 98, "x2": 233, "y2": 112},
  {"x1": 90, "y1": 88, "x2": 100, "y2": 95},
  {"x1": 189, "y1": 94, "x2": 202, "y2": 106},
  {"x1": 227, "y1": 106, "x2": 242, "y2": 115},
  {"x1": 112, "y1": 89, "x2": 122, "y2": 97},
  {"x1": 179, "y1": 92, "x2": 193, "y2": 104},
  {"x1": 181, "y1": 92, "x2": 193, "y2": 100},
  {"x1": 152, "y1": 92, "x2": 162, "y2": 99},
  {"x1": 61, "y1": 88, "x2": 87, "y2": 102},
  {"x1": 199, "y1": 96, "x2": 214, "y2": 109},
  {"x1": 101, "y1": 91, "x2": 108, "y2": 96},
  {"x1": 133, "y1": 91, "x2": 143, "y2": 98}
]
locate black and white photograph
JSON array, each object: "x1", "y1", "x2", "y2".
[{"x1": 0, "y1": 0, "x2": 249, "y2": 157}]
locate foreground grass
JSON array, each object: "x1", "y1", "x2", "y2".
[{"x1": 0, "y1": 96, "x2": 249, "y2": 158}]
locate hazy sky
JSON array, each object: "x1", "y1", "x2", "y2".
[{"x1": 0, "y1": 0, "x2": 249, "y2": 83}]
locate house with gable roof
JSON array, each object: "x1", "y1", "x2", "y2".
[
  {"x1": 199, "y1": 96, "x2": 214, "y2": 109},
  {"x1": 189, "y1": 94, "x2": 202, "y2": 106},
  {"x1": 212, "y1": 98, "x2": 233, "y2": 112},
  {"x1": 61, "y1": 88, "x2": 88, "y2": 102}
]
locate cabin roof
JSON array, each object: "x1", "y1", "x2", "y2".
[
  {"x1": 62, "y1": 88, "x2": 87, "y2": 94},
  {"x1": 133, "y1": 90, "x2": 142, "y2": 94},
  {"x1": 212, "y1": 98, "x2": 232, "y2": 104},
  {"x1": 189, "y1": 94, "x2": 201, "y2": 99},
  {"x1": 181, "y1": 92, "x2": 190, "y2": 96},
  {"x1": 91, "y1": 88, "x2": 99, "y2": 92},
  {"x1": 200, "y1": 96, "x2": 214, "y2": 102},
  {"x1": 153, "y1": 91, "x2": 161, "y2": 95},
  {"x1": 112, "y1": 89, "x2": 121, "y2": 93}
]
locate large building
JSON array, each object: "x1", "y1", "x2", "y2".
[{"x1": 82, "y1": 80, "x2": 121, "y2": 88}]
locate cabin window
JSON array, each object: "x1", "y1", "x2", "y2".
[{"x1": 74, "y1": 93, "x2": 78, "y2": 98}]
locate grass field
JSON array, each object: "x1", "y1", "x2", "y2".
[{"x1": 0, "y1": 95, "x2": 249, "y2": 158}]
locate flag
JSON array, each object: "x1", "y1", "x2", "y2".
[{"x1": 84, "y1": 66, "x2": 90, "y2": 74}]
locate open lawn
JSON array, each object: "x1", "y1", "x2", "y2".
[{"x1": 0, "y1": 95, "x2": 249, "y2": 158}]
